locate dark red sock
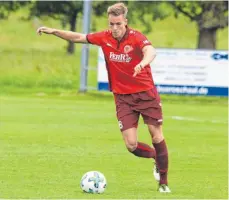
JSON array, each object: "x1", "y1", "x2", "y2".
[
  {"x1": 131, "y1": 142, "x2": 156, "y2": 159},
  {"x1": 153, "y1": 140, "x2": 168, "y2": 185}
]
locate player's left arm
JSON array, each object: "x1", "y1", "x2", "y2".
[
  {"x1": 133, "y1": 45, "x2": 156, "y2": 77},
  {"x1": 140, "y1": 45, "x2": 156, "y2": 67}
]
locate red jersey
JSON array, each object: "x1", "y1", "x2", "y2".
[{"x1": 87, "y1": 28, "x2": 155, "y2": 94}]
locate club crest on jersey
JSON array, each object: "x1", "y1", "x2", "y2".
[
  {"x1": 123, "y1": 45, "x2": 133, "y2": 53},
  {"x1": 109, "y1": 52, "x2": 132, "y2": 63}
]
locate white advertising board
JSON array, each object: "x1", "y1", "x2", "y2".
[{"x1": 98, "y1": 48, "x2": 228, "y2": 96}]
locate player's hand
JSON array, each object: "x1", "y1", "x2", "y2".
[
  {"x1": 133, "y1": 63, "x2": 144, "y2": 77},
  {"x1": 37, "y1": 26, "x2": 55, "y2": 35}
]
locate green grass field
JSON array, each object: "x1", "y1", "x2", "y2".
[
  {"x1": 0, "y1": 94, "x2": 228, "y2": 199},
  {"x1": 0, "y1": 6, "x2": 228, "y2": 199}
]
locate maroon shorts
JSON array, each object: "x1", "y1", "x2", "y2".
[{"x1": 114, "y1": 89, "x2": 163, "y2": 132}]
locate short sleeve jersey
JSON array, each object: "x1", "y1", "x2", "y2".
[{"x1": 87, "y1": 28, "x2": 156, "y2": 94}]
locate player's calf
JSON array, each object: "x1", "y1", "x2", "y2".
[{"x1": 130, "y1": 142, "x2": 156, "y2": 159}]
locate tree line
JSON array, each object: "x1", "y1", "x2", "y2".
[{"x1": 0, "y1": 1, "x2": 228, "y2": 54}]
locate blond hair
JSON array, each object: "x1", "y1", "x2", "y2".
[{"x1": 107, "y1": 2, "x2": 128, "y2": 18}]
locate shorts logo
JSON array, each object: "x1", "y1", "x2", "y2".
[
  {"x1": 124, "y1": 45, "x2": 133, "y2": 53},
  {"x1": 118, "y1": 120, "x2": 123, "y2": 129}
]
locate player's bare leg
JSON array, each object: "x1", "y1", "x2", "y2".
[
  {"x1": 121, "y1": 127, "x2": 156, "y2": 158},
  {"x1": 148, "y1": 124, "x2": 171, "y2": 193}
]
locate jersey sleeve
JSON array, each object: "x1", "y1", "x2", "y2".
[
  {"x1": 86, "y1": 31, "x2": 106, "y2": 46},
  {"x1": 135, "y1": 31, "x2": 152, "y2": 50}
]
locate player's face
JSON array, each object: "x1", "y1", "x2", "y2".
[{"x1": 108, "y1": 14, "x2": 127, "y2": 40}]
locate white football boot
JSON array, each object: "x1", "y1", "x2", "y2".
[
  {"x1": 153, "y1": 162, "x2": 160, "y2": 182},
  {"x1": 158, "y1": 184, "x2": 171, "y2": 193}
]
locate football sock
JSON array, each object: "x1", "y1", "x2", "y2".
[
  {"x1": 131, "y1": 142, "x2": 156, "y2": 159},
  {"x1": 153, "y1": 140, "x2": 168, "y2": 185}
]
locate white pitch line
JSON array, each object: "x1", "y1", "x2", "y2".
[{"x1": 168, "y1": 116, "x2": 228, "y2": 124}]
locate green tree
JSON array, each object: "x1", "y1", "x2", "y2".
[
  {"x1": 169, "y1": 1, "x2": 228, "y2": 49},
  {"x1": 30, "y1": 1, "x2": 115, "y2": 54},
  {"x1": 91, "y1": 1, "x2": 116, "y2": 31},
  {"x1": 127, "y1": 1, "x2": 171, "y2": 34},
  {"x1": 30, "y1": 1, "x2": 83, "y2": 54},
  {"x1": 0, "y1": 1, "x2": 28, "y2": 19},
  {"x1": 92, "y1": 1, "x2": 171, "y2": 34}
]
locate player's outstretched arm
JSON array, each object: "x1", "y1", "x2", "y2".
[{"x1": 36, "y1": 26, "x2": 88, "y2": 43}]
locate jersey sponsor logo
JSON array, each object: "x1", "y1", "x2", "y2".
[
  {"x1": 109, "y1": 52, "x2": 132, "y2": 63},
  {"x1": 124, "y1": 45, "x2": 133, "y2": 53}
]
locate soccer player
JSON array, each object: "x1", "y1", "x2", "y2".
[{"x1": 37, "y1": 2, "x2": 171, "y2": 193}]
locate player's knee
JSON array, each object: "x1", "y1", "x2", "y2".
[
  {"x1": 152, "y1": 134, "x2": 164, "y2": 143},
  {"x1": 125, "y1": 142, "x2": 137, "y2": 152}
]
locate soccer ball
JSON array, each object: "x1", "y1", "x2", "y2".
[{"x1": 80, "y1": 171, "x2": 107, "y2": 194}]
